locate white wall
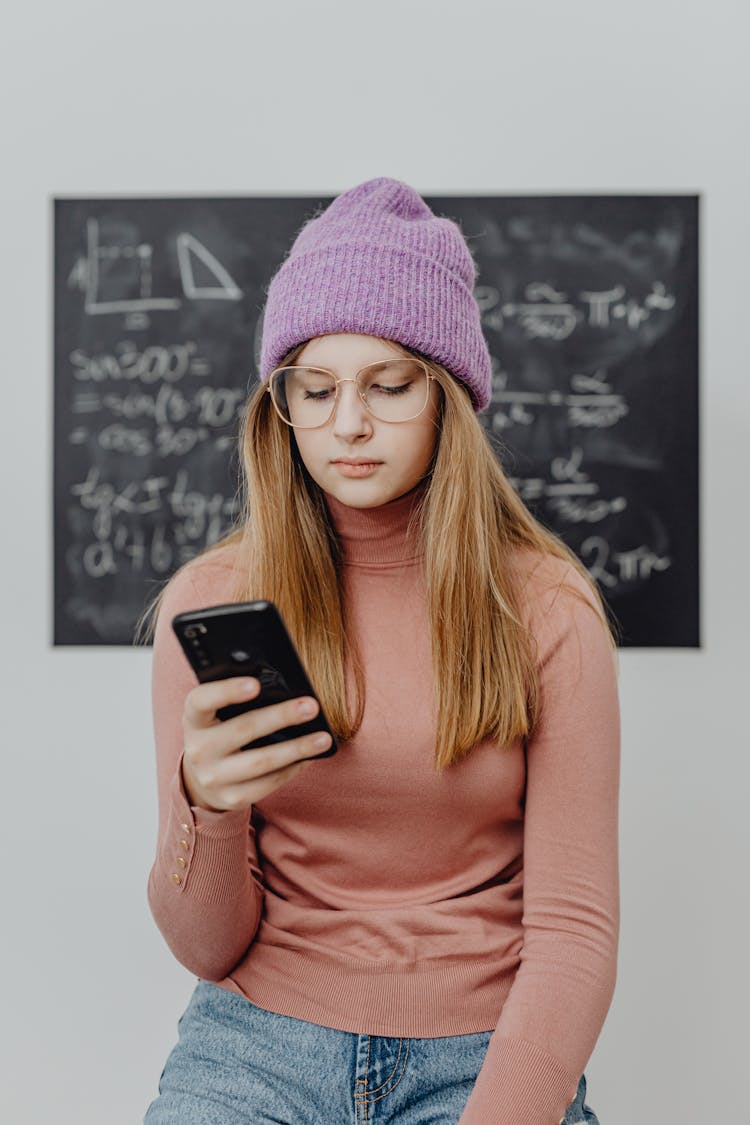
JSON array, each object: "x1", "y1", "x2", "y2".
[{"x1": 2, "y1": 1, "x2": 747, "y2": 1120}]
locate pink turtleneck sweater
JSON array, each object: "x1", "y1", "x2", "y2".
[{"x1": 147, "y1": 482, "x2": 620, "y2": 1125}]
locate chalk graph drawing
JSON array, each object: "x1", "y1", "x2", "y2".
[
  {"x1": 72, "y1": 218, "x2": 243, "y2": 315},
  {"x1": 175, "y1": 233, "x2": 242, "y2": 300}
]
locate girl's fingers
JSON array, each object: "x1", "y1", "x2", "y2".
[
  {"x1": 185, "y1": 676, "x2": 260, "y2": 728},
  {"x1": 220, "y1": 692, "x2": 320, "y2": 748},
  {"x1": 207, "y1": 729, "x2": 332, "y2": 789}
]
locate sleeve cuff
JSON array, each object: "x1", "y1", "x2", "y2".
[
  {"x1": 173, "y1": 757, "x2": 250, "y2": 836},
  {"x1": 158, "y1": 764, "x2": 256, "y2": 904},
  {"x1": 458, "y1": 1035, "x2": 580, "y2": 1125}
]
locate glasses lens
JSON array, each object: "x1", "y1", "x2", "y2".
[
  {"x1": 270, "y1": 360, "x2": 430, "y2": 427},
  {"x1": 271, "y1": 367, "x2": 338, "y2": 427},
  {"x1": 359, "y1": 360, "x2": 429, "y2": 422}
]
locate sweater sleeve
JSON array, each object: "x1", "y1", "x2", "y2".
[
  {"x1": 146, "y1": 562, "x2": 266, "y2": 981},
  {"x1": 458, "y1": 564, "x2": 621, "y2": 1125}
]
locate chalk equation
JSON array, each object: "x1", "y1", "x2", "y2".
[
  {"x1": 487, "y1": 367, "x2": 628, "y2": 430},
  {"x1": 69, "y1": 340, "x2": 210, "y2": 383},
  {"x1": 580, "y1": 536, "x2": 671, "y2": 588},
  {"x1": 508, "y1": 446, "x2": 626, "y2": 520},
  {"x1": 68, "y1": 340, "x2": 245, "y2": 457},
  {"x1": 68, "y1": 467, "x2": 240, "y2": 578},
  {"x1": 505, "y1": 444, "x2": 671, "y2": 589},
  {"x1": 476, "y1": 280, "x2": 675, "y2": 340}
]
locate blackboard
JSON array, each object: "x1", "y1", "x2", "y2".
[{"x1": 53, "y1": 193, "x2": 699, "y2": 647}]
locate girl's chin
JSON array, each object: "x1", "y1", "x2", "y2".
[{"x1": 323, "y1": 474, "x2": 403, "y2": 507}]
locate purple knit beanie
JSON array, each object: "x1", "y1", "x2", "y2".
[{"x1": 258, "y1": 177, "x2": 492, "y2": 412}]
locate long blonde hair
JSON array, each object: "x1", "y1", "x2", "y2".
[{"x1": 136, "y1": 340, "x2": 620, "y2": 771}]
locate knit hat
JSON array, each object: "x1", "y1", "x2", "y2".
[{"x1": 258, "y1": 177, "x2": 492, "y2": 412}]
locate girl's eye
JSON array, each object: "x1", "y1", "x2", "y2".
[
  {"x1": 370, "y1": 381, "x2": 412, "y2": 396},
  {"x1": 303, "y1": 389, "x2": 334, "y2": 401}
]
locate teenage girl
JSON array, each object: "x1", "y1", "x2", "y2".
[{"x1": 139, "y1": 176, "x2": 620, "y2": 1125}]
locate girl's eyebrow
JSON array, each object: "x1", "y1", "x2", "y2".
[{"x1": 302, "y1": 353, "x2": 408, "y2": 374}]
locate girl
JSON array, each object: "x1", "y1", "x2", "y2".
[{"x1": 139, "y1": 177, "x2": 620, "y2": 1124}]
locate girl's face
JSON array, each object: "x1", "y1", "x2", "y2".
[{"x1": 288, "y1": 333, "x2": 442, "y2": 509}]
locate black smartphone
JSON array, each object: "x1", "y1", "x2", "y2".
[{"x1": 171, "y1": 599, "x2": 338, "y2": 759}]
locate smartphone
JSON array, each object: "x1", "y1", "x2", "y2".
[{"x1": 171, "y1": 599, "x2": 338, "y2": 759}]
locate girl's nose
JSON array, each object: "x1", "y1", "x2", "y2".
[{"x1": 331, "y1": 379, "x2": 373, "y2": 438}]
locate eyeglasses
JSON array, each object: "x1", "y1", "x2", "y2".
[{"x1": 266, "y1": 358, "x2": 437, "y2": 429}]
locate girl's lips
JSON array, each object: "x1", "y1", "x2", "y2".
[{"x1": 333, "y1": 461, "x2": 382, "y2": 478}]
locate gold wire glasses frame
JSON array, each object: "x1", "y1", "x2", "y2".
[{"x1": 266, "y1": 358, "x2": 438, "y2": 429}]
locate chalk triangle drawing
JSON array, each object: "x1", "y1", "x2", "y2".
[{"x1": 176, "y1": 233, "x2": 242, "y2": 300}]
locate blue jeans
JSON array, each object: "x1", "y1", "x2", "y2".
[{"x1": 145, "y1": 980, "x2": 600, "y2": 1124}]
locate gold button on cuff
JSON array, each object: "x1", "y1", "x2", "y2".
[
  {"x1": 180, "y1": 823, "x2": 191, "y2": 834},
  {"x1": 176, "y1": 856, "x2": 187, "y2": 868},
  {"x1": 179, "y1": 839, "x2": 189, "y2": 851},
  {"x1": 171, "y1": 873, "x2": 182, "y2": 886}
]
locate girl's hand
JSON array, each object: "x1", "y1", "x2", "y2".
[{"x1": 181, "y1": 676, "x2": 331, "y2": 812}]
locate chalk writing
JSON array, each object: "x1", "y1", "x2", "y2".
[
  {"x1": 476, "y1": 279, "x2": 675, "y2": 339},
  {"x1": 69, "y1": 468, "x2": 239, "y2": 578},
  {"x1": 581, "y1": 536, "x2": 672, "y2": 588},
  {"x1": 489, "y1": 367, "x2": 628, "y2": 431}
]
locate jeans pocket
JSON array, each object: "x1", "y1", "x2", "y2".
[{"x1": 560, "y1": 1074, "x2": 598, "y2": 1125}]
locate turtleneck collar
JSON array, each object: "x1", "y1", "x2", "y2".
[{"x1": 323, "y1": 479, "x2": 427, "y2": 566}]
